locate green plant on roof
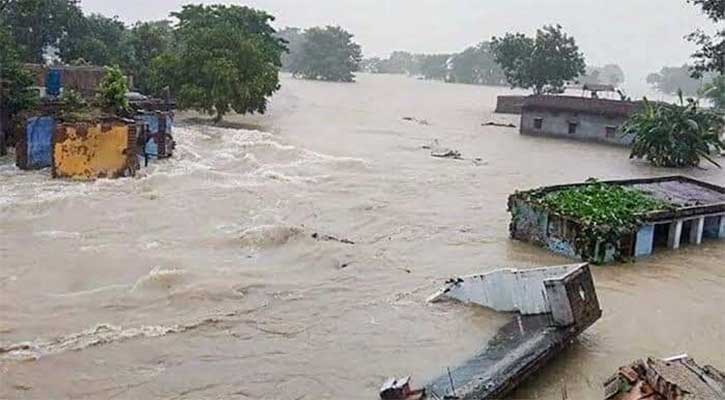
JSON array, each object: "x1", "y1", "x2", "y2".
[
  {"x1": 97, "y1": 65, "x2": 129, "y2": 116},
  {"x1": 532, "y1": 181, "x2": 671, "y2": 263},
  {"x1": 58, "y1": 89, "x2": 92, "y2": 122}
]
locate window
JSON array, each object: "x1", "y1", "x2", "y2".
[
  {"x1": 533, "y1": 118, "x2": 543, "y2": 130},
  {"x1": 568, "y1": 122, "x2": 578, "y2": 134},
  {"x1": 605, "y1": 126, "x2": 617, "y2": 138}
]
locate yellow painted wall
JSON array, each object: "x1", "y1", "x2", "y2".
[{"x1": 53, "y1": 123, "x2": 134, "y2": 180}]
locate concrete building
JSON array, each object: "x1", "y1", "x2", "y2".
[
  {"x1": 519, "y1": 95, "x2": 641, "y2": 146},
  {"x1": 426, "y1": 263, "x2": 601, "y2": 399},
  {"x1": 508, "y1": 176, "x2": 725, "y2": 263}
]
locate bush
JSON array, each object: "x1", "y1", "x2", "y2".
[
  {"x1": 624, "y1": 94, "x2": 724, "y2": 168},
  {"x1": 97, "y1": 65, "x2": 129, "y2": 115}
]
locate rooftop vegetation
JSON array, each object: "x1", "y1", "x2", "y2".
[{"x1": 528, "y1": 181, "x2": 672, "y2": 263}]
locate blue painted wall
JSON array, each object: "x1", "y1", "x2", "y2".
[
  {"x1": 26, "y1": 117, "x2": 55, "y2": 169},
  {"x1": 136, "y1": 114, "x2": 173, "y2": 159},
  {"x1": 704, "y1": 216, "x2": 721, "y2": 239},
  {"x1": 635, "y1": 225, "x2": 654, "y2": 257},
  {"x1": 46, "y1": 70, "x2": 62, "y2": 97}
]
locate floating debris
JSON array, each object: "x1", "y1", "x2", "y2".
[
  {"x1": 603, "y1": 355, "x2": 725, "y2": 400},
  {"x1": 311, "y1": 232, "x2": 355, "y2": 245},
  {"x1": 425, "y1": 139, "x2": 463, "y2": 160},
  {"x1": 402, "y1": 117, "x2": 430, "y2": 126},
  {"x1": 482, "y1": 121, "x2": 516, "y2": 128},
  {"x1": 379, "y1": 376, "x2": 425, "y2": 400}
]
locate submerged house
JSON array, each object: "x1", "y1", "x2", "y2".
[
  {"x1": 519, "y1": 95, "x2": 641, "y2": 145},
  {"x1": 508, "y1": 176, "x2": 725, "y2": 263},
  {"x1": 24, "y1": 64, "x2": 133, "y2": 97}
]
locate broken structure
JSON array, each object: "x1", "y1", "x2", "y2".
[
  {"x1": 425, "y1": 263, "x2": 601, "y2": 399},
  {"x1": 135, "y1": 111, "x2": 175, "y2": 164},
  {"x1": 52, "y1": 119, "x2": 140, "y2": 180},
  {"x1": 509, "y1": 176, "x2": 725, "y2": 263},
  {"x1": 519, "y1": 95, "x2": 641, "y2": 145},
  {"x1": 604, "y1": 355, "x2": 725, "y2": 400}
]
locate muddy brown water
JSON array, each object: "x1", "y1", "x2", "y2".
[{"x1": 1, "y1": 74, "x2": 723, "y2": 399}]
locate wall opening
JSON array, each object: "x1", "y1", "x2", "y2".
[
  {"x1": 605, "y1": 126, "x2": 617, "y2": 138},
  {"x1": 534, "y1": 118, "x2": 543, "y2": 130},
  {"x1": 568, "y1": 122, "x2": 578, "y2": 134},
  {"x1": 704, "y1": 216, "x2": 722, "y2": 239},
  {"x1": 653, "y1": 223, "x2": 671, "y2": 250},
  {"x1": 681, "y1": 220, "x2": 694, "y2": 246}
]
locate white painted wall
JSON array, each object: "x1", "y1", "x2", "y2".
[{"x1": 429, "y1": 264, "x2": 585, "y2": 315}]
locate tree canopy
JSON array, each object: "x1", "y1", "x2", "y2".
[
  {"x1": 580, "y1": 64, "x2": 625, "y2": 87},
  {"x1": 126, "y1": 20, "x2": 174, "y2": 94},
  {"x1": 0, "y1": 25, "x2": 38, "y2": 118},
  {"x1": 492, "y1": 25, "x2": 586, "y2": 94},
  {"x1": 646, "y1": 65, "x2": 709, "y2": 96},
  {"x1": 687, "y1": 0, "x2": 725, "y2": 77},
  {"x1": 1, "y1": 0, "x2": 85, "y2": 63},
  {"x1": 448, "y1": 42, "x2": 507, "y2": 85},
  {"x1": 150, "y1": 4, "x2": 286, "y2": 121},
  {"x1": 701, "y1": 74, "x2": 725, "y2": 109},
  {"x1": 285, "y1": 26, "x2": 362, "y2": 82},
  {"x1": 58, "y1": 13, "x2": 132, "y2": 67}
]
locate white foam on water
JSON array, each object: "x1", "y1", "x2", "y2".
[
  {"x1": 0, "y1": 319, "x2": 223, "y2": 362},
  {"x1": 34, "y1": 230, "x2": 82, "y2": 239},
  {"x1": 1, "y1": 124, "x2": 367, "y2": 213},
  {"x1": 238, "y1": 224, "x2": 305, "y2": 249},
  {"x1": 130, "y1": 266, "x2": 187, "y2": 293}
]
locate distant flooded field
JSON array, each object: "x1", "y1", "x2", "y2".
[{"x1": 1, "y1": 73, "x2": 723, "y2": 399}]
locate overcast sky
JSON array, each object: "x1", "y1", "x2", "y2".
[{"x1": 81, "y1": 0, "x2": 714, "y2": 94}]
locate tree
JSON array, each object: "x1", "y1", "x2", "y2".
[
  {"x1": 0, "y1": 26, "x2": 38, "y2": 120},
  {"x1": 417, "y1": 54, "x2": 452, "y2": 80},
  {"x1": 492, "y1": 25, "x2": 586, "y2": 94},
  {"x1": 150, "y1": 4, "x2": 286, "y2": 122},
  {"x1": 2, "y1": 0, "x2": 85, "y2": 63},
  {"x1": 581, "y1": 64, "x2": 625, "y2": 86},
  {"x1": 58, "y1": 13, "x2": 133, "y2": 68},
  {"x1": 687, "y1": 0, "x2": 725, "y2": 77},
  {"x1": 646, "y1": 65, "x2": 708, "y2": 96},
  {"x1": 449, "y1": 42, "x2": 507, "y2": 85},
  {"x1": 624, "y1": 94, "x2": 724, "y2": 168},
  {"x1": 701, "y1": 75, "x2": 725, "y2": 109},
  {"x1": 277, "y1": 27, "x2": 304, "y2": 73},
  {"x1": 289, "y1": 26, "x2": 362, "y2": 82},
  {"x1": 126, "y1": 20, "x2": 174, "y2": 94}
]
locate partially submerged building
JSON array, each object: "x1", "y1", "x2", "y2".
[
  {"x1": 519, "y1": 95, "x2": 641, "y2": 146},
  {"x1": 52, "y1": 118, "x2": 140, "y2": 180},
  {"x1": 509, "y1": 176, "x2": 725, "y2": 263},
  {"x1": 24, "y1": 64, "x2": 133, "y2": 97},
  {"x1": 424, "y1": 263, "x2": 601, "y2": 399}
]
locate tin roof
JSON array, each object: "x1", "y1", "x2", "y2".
[{"x1": 522, "y1": 95, "x2": 641, "y2": 117}]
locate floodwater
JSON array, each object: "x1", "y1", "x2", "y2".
[{"x1": 1, "y1": 74, "x2": 724, "y2": 399}]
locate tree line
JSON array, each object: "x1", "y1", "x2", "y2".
[
  {"x1": 278, "y1": 26, "x2": 363, "y2": 82},
  {"x1": 1, "y1": 0, "x2": 722, "y2": 123},
  {"x1": 361, "y1": 28, "x2": 624, "y2": 91}
]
